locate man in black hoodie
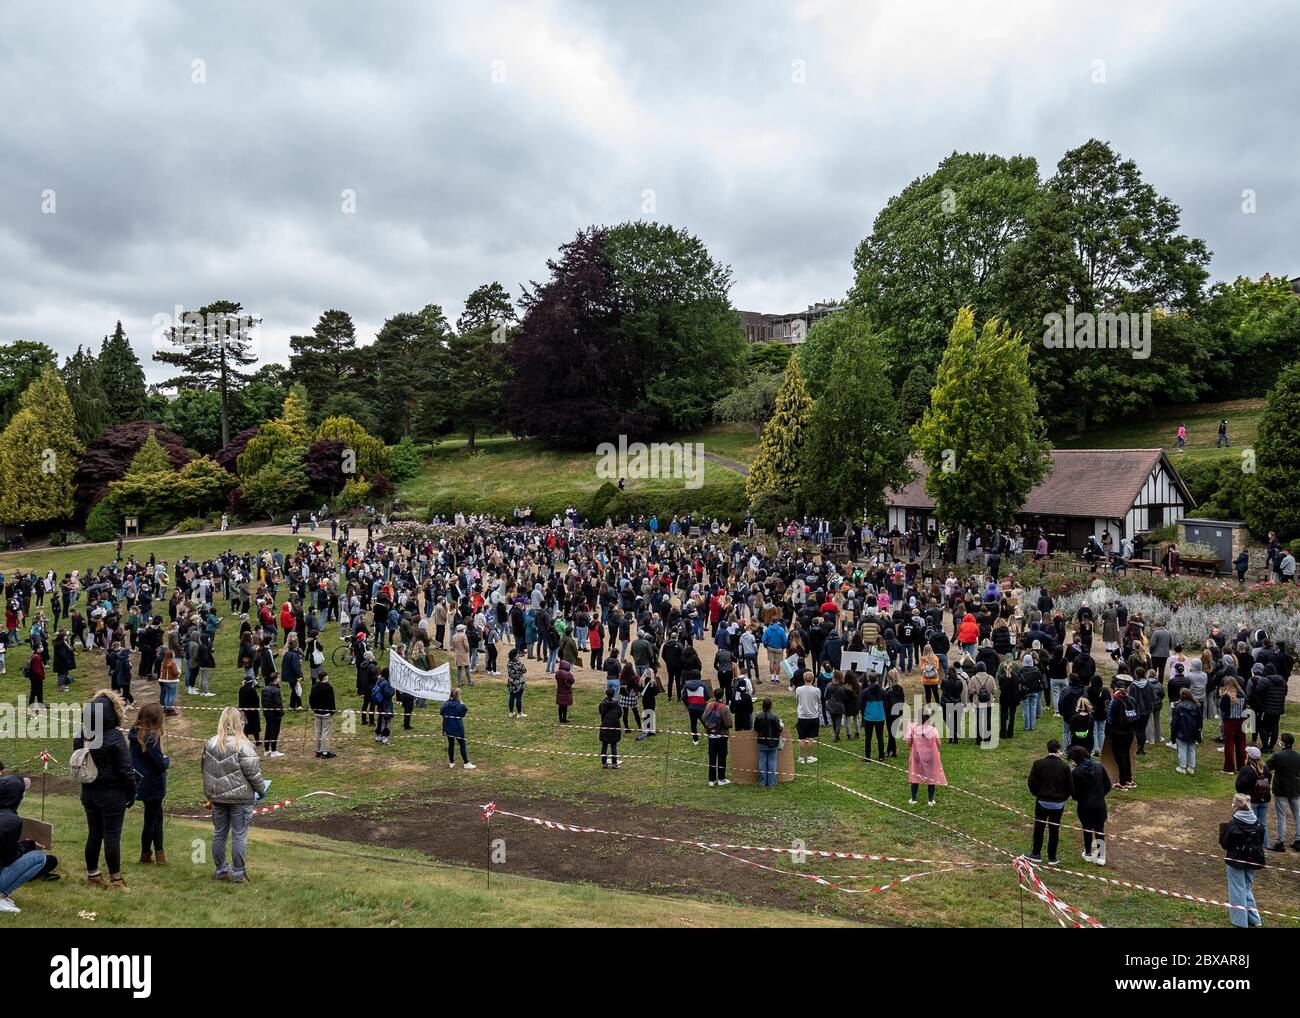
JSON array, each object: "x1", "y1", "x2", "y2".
[
  {"x1": 1026, "y1": 741, "x2": 1072, "y2": 864},
  {"x1": 0, "y1": 774, "x2": 49, "y2": 913}
]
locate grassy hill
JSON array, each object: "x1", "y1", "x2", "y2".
[
  {"x1": 1056, "y1": 398, "x2": 1264, "y2": 465},
  {"x1": 396, "y1": 424, "x2": 758, "y2": 521}
]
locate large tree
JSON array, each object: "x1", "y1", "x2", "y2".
[
  {"x1": 506, "y1": 223, "x2": 744, "y2": 447},
  {"x1": 61, "y1": 345, "x2": 111, "y2": 444},
  {"x1": 74, "y1": 421, "x2": 193, "y2": 516},
  {"x1": 1244, "y1": 361, "x2": 1300, "y2": 540},
  {"x1": 911, "y1": 308, "x2": 1051, "y2": 556},
  {"x1": 745, "y1": 354, "x2": 813, "y2": 506},
  {"x1": 800, "y1": 324, "x2": 912, "y2": 519},
  {"x1": 456, "y1": 282, "x2": 516, "y2": 333},
  {"x1": 0, "y1": 365, "x2": 82, "y2": 525},
  {"x1": 0, "y1": 340, "x2": 55, "y2": 430},
  {"x1": 288, "y1": 309, "x2": 359, "y2": 413},
  {"x1": 849, "y1": 152, "x2": 1043, "y2": 388},
  {"x1": 367, "y1": 305, "x2": 448, "y2": 442},
  {"x1": 98, "y1": 322, "x2": 147, "y2": 424},
  {"x1": 153, "y1": 299, "x2": 259, "y2": 448}
]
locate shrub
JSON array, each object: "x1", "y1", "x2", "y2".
[
  {"x1": 749, "y1": 492, "x2": 796, "y2": 531},
  {"x1": 338, "y1": 477, "x2": 372, "y2": 510},
  {"x1": 176, "y1": 516, "x2": 206, "y2": 533},
  {"x1": 387, "y1": 436, "x2": 425, "y2": 482},
  {"x1": 143, "y1": 514, "x2": 178, "y2": 535},
  {"x1": 85, "y1": 498, "x2": 120, "y2": 542}
]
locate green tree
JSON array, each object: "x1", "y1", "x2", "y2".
[
  {"x1": 368, "y1": 306, "x2": 449, "y2": 442},
  {"x1": 797, "y1": 306, "x2": 873, "y2": 400},
  {"x1": 127, "y1": 430, "x2": 174, "y2": 475},
  {"x1": 1244, "y1": 362, "x2": 1300, "y2": 540},
  {"x1": 153, "y1": 299, "x2": 260, "y2": 448},
  {"x1": 898, "y1": 364, "x2": 934, "y2": 426},
  {"x1": 801, "y1": 328, "x2": 912, "y2": 519},
  {"x1": 314, "y1": 415, "x2": 389, "y2": 479},
  {"x1": 61, "y1": 346, "x2": 111, "y2": 444},
  {"x1": 98, "y1": 322, "x2": 147, "y2": 424},
  {"x1": 288, "y1": 309, "x2": 359, "y2": 411},
  {"x1": 745, "y1": 354, "x2": 813, "y2": 506},
  {"x1": 164, "y1": 389, "x2": 225, "y2": 454},
  {"x1": 850, "y1": 152, "x2": 1043, "y2": 388},
  {"x1": 713, "y1": 371, "x2": 783, "y2": 438},
  {"x1": 911, "y1": 308, "x2": 1051, "y2": 556},
  {"x1": 238, "y1": 364, "x2": 291, "y2": 429},
  {"x1": 0, "y1": 365, "x2": 81, "y2": 524},
  {"x1": 0, "y1": 340, "x2": 56, "y2": 429},
  {"x1": 242, "y1": 448, "x2": 309, "y2": 522},
  {"x1": 456, "y1": 282, "x2": 515, "y2": 333}
]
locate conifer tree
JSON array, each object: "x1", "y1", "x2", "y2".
[{"x1": 745, "y1": 353, "x2": 813, "y2": 506}]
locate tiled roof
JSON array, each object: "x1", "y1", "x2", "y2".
[{"x1": 887, "y1": 449, "x2": 1192, "y2": 520}]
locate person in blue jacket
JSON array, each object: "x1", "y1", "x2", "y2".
[
  {"x1": 441, "y1": 687, "x2": 475, "y2": 769},
  {"x1": 762, "y1": 619, "x2": 788, "y2": 685},
  {"x1": 372, "y1": 666, "x2": 395, "y2": 745},
  {"x1": 128, "y1": 702, "x2": 171, "y2": 865}
]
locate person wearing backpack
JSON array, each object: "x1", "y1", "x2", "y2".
[
  {"x1": 967, "y1": 666, "x2": 995, "y2": 745},
  {"x1": 71, "y1": 690, "x2": 136, "y2": 891},
  {"x1": 703, "y1": 689, "x2": 733, "y2": 786},
  {"x1": 1017, "y1": 655, "x2": 1044, "y2": 734},
  {"x1": 1170, "y1": 687, "x2": 1203, "y2": 775},
  {"x1": 1235, "y1": 747, "x2": 1272, "y2": 847},
  {"x1": 860, "y1": 674, "x2": 887, "y2": 759},
  {"x1": 1220, "y1": 792, "x2": 1265, "y2": 928},
  {"x1": 730, "y1": 672, "x2": 754, "y2": 732},
  {"x1": 598, "y1": 688, "x2": 622, "y2": 769}
]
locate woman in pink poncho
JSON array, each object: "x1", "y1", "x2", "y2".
[{"x1": 906, "y1": 707, "x2": 947, "y2": 805}]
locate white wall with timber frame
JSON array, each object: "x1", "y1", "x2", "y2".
[{"x1": 1123, "y1": 459, "x2": 1188, "y2": 537}]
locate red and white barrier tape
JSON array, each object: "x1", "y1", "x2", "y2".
[{"x1": 1012, "y1": 856, "x2": 1103, "y2": 928}]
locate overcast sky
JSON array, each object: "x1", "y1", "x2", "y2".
[{"x1": 1, "y1": 0, "x2": 1297, "y2": 383}]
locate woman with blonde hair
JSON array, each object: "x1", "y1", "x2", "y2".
[
  {"x1": 201, "y1": 706, "x2": 266, "y2": 883},
  {"x1": 1220, "y1": 676, "x2": 1247, "y2": 773},
  {"x1": 73, "y1": 689, "x2": 135, "y2": 890}
]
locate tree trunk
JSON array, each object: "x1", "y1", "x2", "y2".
[{"x1": 465, "y1": 426, "x2": 476, "y2": 452}]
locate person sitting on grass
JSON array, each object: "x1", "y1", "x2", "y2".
[{"x1": 0, "y1": 774, "x2": 49, "y2": 915}]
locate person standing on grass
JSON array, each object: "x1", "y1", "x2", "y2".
[
  {"x1": 598, "y1": 688, "x2": 622, "y2": 769},
  {"x1": 1268, "y1": 733, "x2": 1300, "y2": 851},
  {"x1": 129, "y1": 702, "x2": 170, "y2": 866},
  {"x1": 754, "y1": 698, "x2": 784, "y2": 788},
  {"x1": 23, "y1": 642, "x2": 45, "y2": 710},
  {"x1": 451, "y1": 624, "x2": 471, "y2": 687},
  {"x1": 1220, "y1": 792, "x2": 1264, "y2": 928},
  {"x1": 1105, "y1": 687, "x2": 1137, "y2": 790},
  {"x1": 309, "y1": 670, "x2": 337, "y2": 758},
  {"x1": 1220, "y1": 676, "x2": 1247, "y2": 773},
  {"x1": 795, "y1": 669, "x2": 821, "y2": 765},
  {"x1": 638, "y1": 669, "x2": 658, "y2": 740},
  {"x1": 905, "y1": 706, "x2": 946, "y2": 806},
  {"x1": 1235, "y1": 747, "x2": 1272, "y2": 847},
  {"x1": 372, "y1": 666, "x2": 394, "y2": 746},
  {"x1": 682, "y1": 667, "x2": 711, "y2": 744},
  {"x1": 261, "y1": 673, "x2": 284, "y2": 758},
  {"x1": 52, "y1": 629, "x2": 75, "y2": 692},
  {"x1": 157, "y1": 648, "x2": 180, "y2": 717},
  {"x1": 554, "y1": 658, "x2": 574, "y2": 723},
  {"x1": 1070, "y1": 744, "x2": 1111, "y2": 866},
  {"x1": 704, "y1": 688, "x2": 733, "y2": 786},
  {"x1": 506, "y1": 648, "x2": 527, "y2": 718},
  {"x1": 441, "y1": 687, "x2": 474, "y2": 769},
  {"x1": 1170, "y1": 687, "x2": 1202, "y2": 775},
  {"x1": 73, "y1": 690, "x2": 135, "y2": 891},
  {"x1": 202, "y1": 707, "x2": 266, "y2": 885},
  {"x1": 1026, "y1": 740, "x2": 1071, "y2": 865}
]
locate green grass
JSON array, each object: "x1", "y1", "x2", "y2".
[
  {"x1": 397, "y1": 424, "x2": 752, "y2": 517},
  {"x1": 1057, "y1": 398, "x2": 1264, "y2": 466}
]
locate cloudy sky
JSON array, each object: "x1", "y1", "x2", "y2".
[{"x1": 1, "y1": 0, "x2": 1297, "y2": 382}]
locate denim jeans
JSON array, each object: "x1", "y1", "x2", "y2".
[
  {"x1": 1226, "y1": 865, "x2": 1261, "y2": 927},
  {"x1": 1049, "y1": 679, "x2": 1068, "y2": 713},
  {"x1": 159, "y1": 682, "x2": 178, "y2": 708},
  {"x1": 212, "y1": 803, "x2": 253, "y2": 880},
  {"x1": 1177, "y1": 740, "x2": 1196, "y2": 770},
  {"x1": 1021, "y1": 692, "x2": 1039, "y2": 730},
  {"x1": 0, "y1": 849, "x2": 46, "y2": 895},
  {"x1": 758, "y1": 746, "x2": 778, "y2": 786},
  {"x1": 1093, "y1": 720, "x2": 1106, "y2": 751},
  {"x1": 1253, "y1": 803, "x2": 1270, "y2": 846},
  {"x1": 1274, "y1": 796, "x2": 1300, "y2": 844}
]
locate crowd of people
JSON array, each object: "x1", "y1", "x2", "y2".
[{"x1": 0, "y1": 516, "x2": 1294, "y2": 925}]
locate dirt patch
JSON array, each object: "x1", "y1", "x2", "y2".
[{"x1": 265, "y1": 785, "x2": 899, "y2": 923}]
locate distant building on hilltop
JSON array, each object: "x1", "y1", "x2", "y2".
[{"x1": 737, "y1": 301, "x2": 842, "y2": 345}]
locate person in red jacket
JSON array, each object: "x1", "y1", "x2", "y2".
[
  {"x1": 279, "y1": 601, "x2": 295, "y2": 646},
  {"x1": 958, "y1": 614, "x2": 980, "y2": 655}
]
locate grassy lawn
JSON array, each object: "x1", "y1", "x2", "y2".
[
  {"x1": 1, "y1": 528, "x2": 1295, "y2": 927},
  {"x1": 1057, "y1": 398, "x2": 1264, "y2": 466},
  {"x1": 398, "y1": 424, "x2": 753, "y2": 516}
]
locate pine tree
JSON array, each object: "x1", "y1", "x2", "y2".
[
  {"x1": 745, "y1": 353, "x2": 813, "y2": 505},
  {"x1": 126, "y1": 430, "x2": 174, "y2": 476},
  {"x1": 0, "y1": 365, "x2": 81, "y2": 524},
  {"x1": 287, "y1": 309, "x2": 358, "y2": 411},
  {"x1": 61, "y1": 346, "x2": 111, "y2": 443},
  {"x1": 279, "y1": 389, "x2": 310, "y2": 445},
  {"x1": 98, "y1": 322, "x2": 147, "y2": 424},
  {"x1": 153, "y1": 300, "x2": 259, "y2": 448},
  {"x1": 911, "y1": 308, "x2": 1051, "y2": 555}
]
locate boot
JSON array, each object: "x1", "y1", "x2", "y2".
[
  {"x1": 86, "y1": 873, "x2": 106, "y2": 888},
  {"x1": 139, "y1": 850, "x2": 154, "y2": 865},
  {"x1": 154, "y1": 850, "x2": 167, "y2": 865},
  {"x1": 1094, "y1": 840, "x2": 1107, "y2": 866},
  {"x1": 107, "y1": 874, "x2": 129, "y2": 891}
]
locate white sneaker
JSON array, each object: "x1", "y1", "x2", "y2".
[
  {"x1": 1175, "y1": 766, "x2": 1186, "y2": 774},
  {"x1": 1095, "y1": 842, "x2": 1107, "y2": 866},
  {"x1": 708, "y1": 780, "x2": 716, "y2": 787},
  {"x1": 926, "y1": 799, "x2": 936, "y2": 806},
  {"x1": 463, "y1": 762, "x2": 477, "y2": 770},
  {"x1": 798, "y1": 757, "x2": 806, "y2": 764},
  {"x1": 509, "y1": 712, "x2": 515, "y2": 718},
  {"x1": 717, "y1": 779, "x2": 731, "y2": 786},
  {"x1": 909, "y1": 799, "x2": 917, "y2": 805},
  {"x1": 805, "y1": 756, "x2": 817, "y2": 764},
  {"x1": 1188, "y1": 768, "x2": 1195, "y2": 775},
  {"x1": 1081, "y1": 850, "x2": 1095, "y2": 863},
  {"x1": 269, "y1": 751, "x2": 285, "y2": 758},
  {"x1": 1165, "y1": 742, "x2": 1177, "y2": 749},
  {"x1": 0, "y1": 895, "x2": 19, "y2": 914},
  {"x1": 448, "y1": 762, "x2": 456, "y2": 769},
  {"x1": 518, "y1": 713, "x2": 527, "y2": 718},
  {"x1": 203, "y1": 691, "x2": 215, "y2": 697},
  {"x1": 185, "y1": 687, "x2": 196, "y2": 694}
]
